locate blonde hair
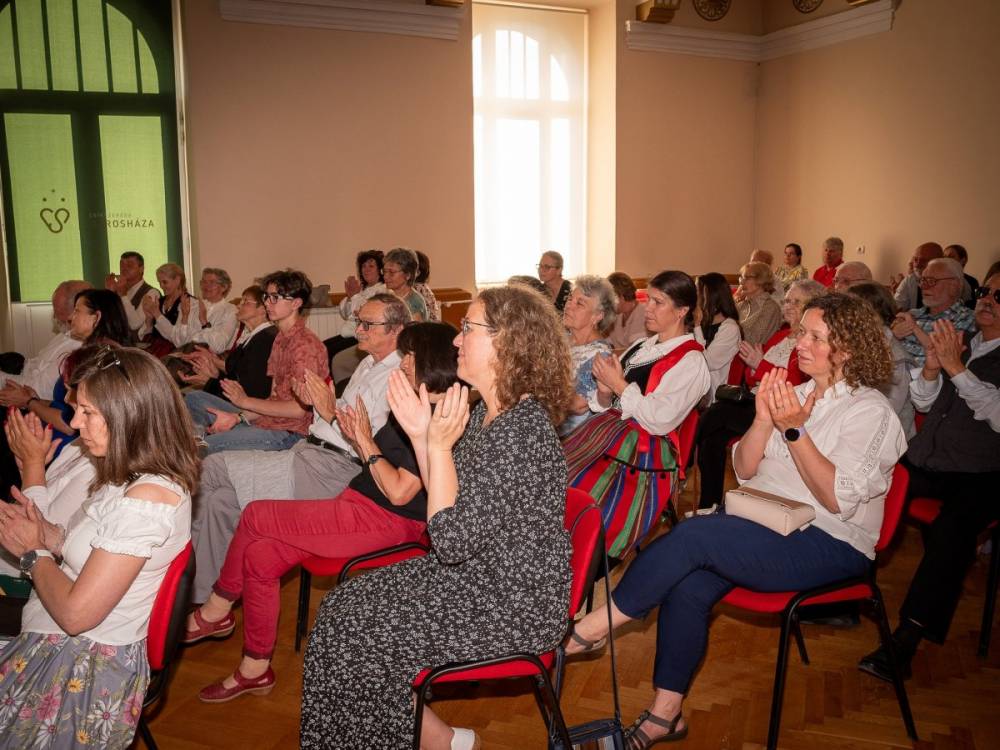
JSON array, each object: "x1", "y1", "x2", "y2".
[{"x1": 740, "y1": 262, "x2": 775, "y2": 294}]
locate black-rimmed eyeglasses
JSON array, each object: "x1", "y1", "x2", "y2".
[
  {"x1": 353, "y1": 317, "x2": 390, "y2": 332},
  {"x1": 262, "y1": 292, "x2": 295, "y2": 304}
]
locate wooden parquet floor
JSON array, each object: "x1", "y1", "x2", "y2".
[{"x1": 142, "y1": 475, "x2": 1000, "y2": 749}]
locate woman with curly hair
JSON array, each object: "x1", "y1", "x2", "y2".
[
  {"x1": 565, "y1": 293, "x2": 907, "y2": 749},
  {"x1": 300, "y1": 285, "x2": 575, "y2": 750}
]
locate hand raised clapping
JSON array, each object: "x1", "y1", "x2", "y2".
[
  {"x1": 592, "y1": 352, "x2": 626, "y2": 397},
  {"x1": 4, "y1": 409, "x2": 60, "y2": 471},
  {"x1": 738, "y1": 341, "x2": 764, "y2": 370},
  {"x1": 756, "y1": 368, "x2": 816, "y2": 433},
  {"x1": 927, "y1": 319, "x2": 966, "y2": 375},
  {"x1": 428, "y1": 383, "x2": 469, "y2": 453},
  {"x1": 386, "y1": 369, "x2": 431, "y2": 440}
]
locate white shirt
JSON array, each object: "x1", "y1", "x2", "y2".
[
  {"x1": 909, "y1": 332, "x2": 1000, "y2": 431},
  {"x1": 155, "y1": 297, "x2": 239, "y2": 354},
  {"x1": 121, "y1": 279, "x2": 159, "y2": 332},
  {"x1": 733, "y1": 380, "x2": 907, "y2": 559},
  {"x1": 8, "y1": 331, "x2": 81, "y2": 400},
  {"x1": 694, "y1": 318, "x2": 742, "y2": 406},
  {"x1": 882, "y1": 328, "x2": 916, "y2": 439},
  {"x1": 0, "y1": 444, "x2": 94, "y2": 577},
  {"x1": 591, "y1": 333, "x2": 711, "y2": 435},
  {"x1": 236, "y1": 320, "x2": 273, "y2": 348},
  {"x1": 21, "y1": 474, "x2": 191, "y2": 645},
  {"x1": 309, "y1": 350, "x2": 402, "y2": 455}
]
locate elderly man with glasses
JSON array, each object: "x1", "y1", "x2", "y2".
[
  {"x1": 189, "y1": 292, "x2": 411, "y2": 605},
  {"x1": 891, "y1": 257, "x2": 977, "y2": 366}
]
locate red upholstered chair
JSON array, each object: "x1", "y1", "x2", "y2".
[
  {"x1": 137, "y1": 542, "x2": 195, "y2": 750},
  {"x1": 726, "y1": 356, "x2": 746, "y2": 388},
  {"x1": 672, "y1": 408, "x2": 699, "y2": 485},
  {"x1": 908, "y1": 496, "x2": 999, "y2": 659},
  {"x1": 294, "y1": 532, "x2": 431, "y2": 652},
  {"x1": 719, "y1": 465, "x2": 917, "y2": 750},
  {"x1": 410, "y1": 489, "x2": 603, "y2": 750}
]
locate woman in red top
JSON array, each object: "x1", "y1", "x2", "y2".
[{"x1": 694, "y1": 279, "x2": 826, "y2": 510}]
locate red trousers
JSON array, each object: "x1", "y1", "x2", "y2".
[{"x1": 213, "y1": 488, "x2": 426, "y2": 658}]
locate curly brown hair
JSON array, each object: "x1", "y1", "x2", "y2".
[
  {"x1": 802, "y1": 293, "x2": 892, "y2": 388},
  {"x1": 479, "y1": 285, "x2": 574, "y2": 426}
]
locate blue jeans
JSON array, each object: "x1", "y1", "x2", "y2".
[
  {"x1": 611, "y1": 513, "x2": 869, "y2": 693},
  {"x1": 185, "y1": 390, "x2": 302, "y2": 455}
]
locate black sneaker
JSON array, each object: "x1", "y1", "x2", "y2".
[{"x1": 858, "y1": 643, "x2": 912, "y2": 683}]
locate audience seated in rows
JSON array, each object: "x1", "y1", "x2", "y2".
[
  {"x1": 735, "y1": 262, "x2": 783, "y2": 345},
  {"x1": 774, "y1": 242, "x2": 809, "y2": 288},
  {"x1": 891, "y1": 257, "x2": 976, "y2": 367},
  {"x1": 693, "y1": 273, "x2": 742, "y2": 407},
  {"x1": 189, "y1": 292, "x2": 408, "y2": 604},
  {"x1": 299, "y1": 285, "x2": 574, "y2": 748},
  {"x1": 146, "y1": 267, "x2": 239, "y2": 355},
  {"x1": 560, "y1": 275, "x2": 616, "y2": 436},
  {"x1": 606, "y1": 272, "x2": 649, "y2": 350},
  {"x1": 567, "y1": 292, "x2": 906, "y2": 748},
  {"x1": 695, "y1": 279, "x2": 826, "y2": 510},
  {"x1": 184, "y1": 323, "x2": 459, "y2": 704},
  {"x1": 812, "y1": 236, "x2": 844, "y2": 287},
  {"x1": 0, "y1": 279, "x2": 90, "y2": 402},
  {"x1": 860, "y1": 273, "x2": 1000, "y2": 682}
]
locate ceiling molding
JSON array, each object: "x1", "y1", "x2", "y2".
[
  {"x1": 626, "y1": 0, "x2": 895, "y2": 62},
  {"x1": 218, "y1": 0, "x2": 465, "y2": 41}
]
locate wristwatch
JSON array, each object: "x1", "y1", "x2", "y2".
[
  {"x1": 784, "y1": 425, "x2": 807, "y2": 442},
  {"x1": 19, "y1": 549, "x2": 56, "y2": 578},
  {"x1": 367, "y1": 453, "x2": 385, "y2": 466}
]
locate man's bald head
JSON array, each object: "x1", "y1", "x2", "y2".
[
  {"x1": 832, "y1": 261, "x2": 872, "y2": 291},
  {"x1": 51, "y1": 280, "x2": 92, "y2": 326},
  {"x1": 912, "y1": 243, "x2": 943, "y2": 275}
]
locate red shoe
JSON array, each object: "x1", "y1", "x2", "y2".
[
  {"x1": 198, "y1": 666, "x2": 276, "y2": 704},
  {"x1": 182, "y1": 608, "x2": 236, "y2": 645}
]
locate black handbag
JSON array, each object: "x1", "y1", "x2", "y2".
[
  {"x1": 550, "y1": 545, "x2": 625, "y2": 750},
  {"x1": 714, "y1": 383, "x2": 753, "y2": 404}
]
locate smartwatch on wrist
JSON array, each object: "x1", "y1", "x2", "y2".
[{"x1": 19, "y1": 549, "x2": 56, "y2": 578}]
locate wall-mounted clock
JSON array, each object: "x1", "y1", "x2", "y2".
[
  {"x1": 793, "y1": 0, "x2": 824, "y2": 13},
  {"x1": 693, "y1": 0, "x2": 732, "y2": 22}
]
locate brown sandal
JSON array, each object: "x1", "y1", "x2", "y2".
[
  {"x1": 565, "y1": 626, "x2": 607, "y2": 654},
  {"x1": 624, "y1": 710, "x2": 688, "y2": 748}
]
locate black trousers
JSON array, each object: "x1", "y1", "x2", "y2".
[
  {"x1": 694, "y1": 399, "x2": 756, "y2": 509},
  {"x1": 899, "y1": 456, "x2": 1000, "y2": 643}
]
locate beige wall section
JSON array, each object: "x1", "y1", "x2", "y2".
[
  {"x1": 179, "y1": 1, "x2": 475, "y2": 296},
  {"x1": 761, "y1": 0, "x2": 849, "y2": 34},
  {"x1": 585, "y1": 1, "x2": 616, "y2": 276},
  {"x1": 755, "y1": 0, "x2": 1000, "y2": 282},
  {"x1": 614, "y1": 2, "x2": 758, "y2": 279}
]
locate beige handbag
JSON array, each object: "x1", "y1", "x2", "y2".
[{"x1": 724, "y1": 486, "x2": 816, "y2": 536}]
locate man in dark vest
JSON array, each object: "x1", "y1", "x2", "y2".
[
  {"x1": 105, "y1": 250, "x2": 158, "y2": 341},
  {"x1": 859, "y1": 272, "x2": 1000, "y2": 682}
]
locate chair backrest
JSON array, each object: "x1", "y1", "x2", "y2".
[
  {"x1": 874, "y1": 464, "x2": 910, "y2": 554},
  {"x1": 564, "y1": 488, "x2": 604, "y2": 617},
  {"x1": 673, "y1": 408, "x2": 699, "y2": 474},
  {"x1": 726, "y1": 356, "x2": 746, "y2": 387},
  {"x1": 147, "y1": 542, "x2": 194, "y2": 671}
]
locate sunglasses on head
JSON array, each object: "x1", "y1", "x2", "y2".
[{"x1": 975, "y1": 286, "x2": 1000, "y2": 304}]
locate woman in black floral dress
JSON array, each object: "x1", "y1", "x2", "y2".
[{"x1": 301, "y1": 285, "x2": 576, "y2": 749}]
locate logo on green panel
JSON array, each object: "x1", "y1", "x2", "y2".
[
  {"x1": 39, "y1": 189, "x2": 70, "y2": 233},
  {"x1": 104, "y1": 211, "x2": 156, "y2": 229}
]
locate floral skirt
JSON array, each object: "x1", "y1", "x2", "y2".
[{"x1": 0, "y1": 632, "x2": 149, "y2": 749}]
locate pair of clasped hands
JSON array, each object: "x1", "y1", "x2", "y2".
[
  {"x1": 140, "y1": 292, "x2": 208, "y2": 327},
  {"x1": 752, "y1": 368, "x2": 814, "y2": 434},
  {"x1": 912, "y1": 319, "x2": 967, "y2": 378},
  {"x1": 386, "y1": 371, "x2": 470, "y2": 454},
  {"x1": 0, "y1": 409, "x2": 64, "y2": 559}
]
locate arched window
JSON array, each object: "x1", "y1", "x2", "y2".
[
  {"x1": 472, "y1": 2, "x2": 586, "y2": 285},
  {"x1": 0, "y1": 0, "x2": 180, "y2": 302}
]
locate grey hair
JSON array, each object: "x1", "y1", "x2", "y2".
[
  {"x1": 927, "y1": 257, "x2": 965, "y2": 281},
  {"x1": 788, "y1": 278, "x2": 827, "y2": 301},
  {"x1": 384, "y1": 248, "x2": 419, "y2": 285},
  {"x1": 366, "y1": 292, "x2": 412, "y2": 331},
  {"x1": 824, "y1": 236, "x2": 845, "y2": 253},
  {"x1": 202, "y1": 267, "x2": 232, "y2": 294},
  {"x1": 541, "y1": 250, "x2": 564, "y2": 270},
  {"x1": 837, "y1": 261, "x2": 872, "y2": 281},
  {"x1": 573, "y1": 275, "x2": 619, "y2": 335}
]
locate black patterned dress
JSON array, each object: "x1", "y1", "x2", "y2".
[{"x1": 300, "y1": 397, "x2": 573, "y2": 748}]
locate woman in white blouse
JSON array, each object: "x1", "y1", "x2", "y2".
[
  {"x1": 693, "y1": 272, "x2": 742, "y2": 406},
  {"x1": 152, "y1": 267, "x2": 239, "y2": 355},
  {"x1": 589, "y1": 270, "x2": 711, "y2": 437},
  {"x1": 566, "y1": 293, "x2": 906, "y2": 748},
  {"x1": 0, "y1": 345, "x2": 200, "y2": 749}
]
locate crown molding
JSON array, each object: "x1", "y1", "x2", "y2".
[
  {"x1": 626, "y1": 0, "x2": 895, "y2": 62},
  {"x1": 218, "y1": 0, "x2": 465, "y2": 41}
]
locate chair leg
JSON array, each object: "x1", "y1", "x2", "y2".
[
  {"x1": 979, "y1": 527, "x2": 1000, "y2": 659},
  {"x1": 791, "y1": 613, "x2": 810, "y2": 665},
  {"x1": 871, "y1": 590, "x2": 919, "y2": 741},
  {"x1": 295, "y1": 568, "x2": 312, "y2": 653},
  {"x1": 137, "y1": 717, "x2": 158, "y2": 750},
  {"x1": 532, "y1": 672, "x2": 573, "y2": 750},
  {"x1": 765, "y1": 611, "x2": 794, "y2": 750}
]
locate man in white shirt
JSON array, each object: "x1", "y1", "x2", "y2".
[
  {"x1": 151, "y1": 267, "x2": 238, "y2": 354},
  {"x1": 189, "y1": 293, "x2": 412, "y2": 602},
  {"x1": 0, "y1": 279, "x2": 91, "y2": 404},
  {"x1": 105, "y1": 250, "x2": 159, "y2": 339}
]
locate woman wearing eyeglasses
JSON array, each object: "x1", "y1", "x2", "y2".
[
  {"x1": 537, "y1": 251, "x2": 572, "y2": 312},
  {"x1": 736, "y1": 262, "x2": 783, "y2": 345},
  {"x1": 195, "y1": 269, "x2": 328, "y2": 455},
  {"x1": 566, "y1": 294, "x2": 905, "y2": 749},
  {"x1": 0, "y1": 345, "x2": 199, "y2": 749},
  {"x1": 300, "y1": 285, "x2": 575, "y2": 750},
  {"x1": 186, "y1": 323, "x2": 459, "y2": 703}
]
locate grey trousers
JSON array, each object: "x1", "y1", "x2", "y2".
[{"x1": 190, "y1": 442, "x2": 363, "y2": 603}]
